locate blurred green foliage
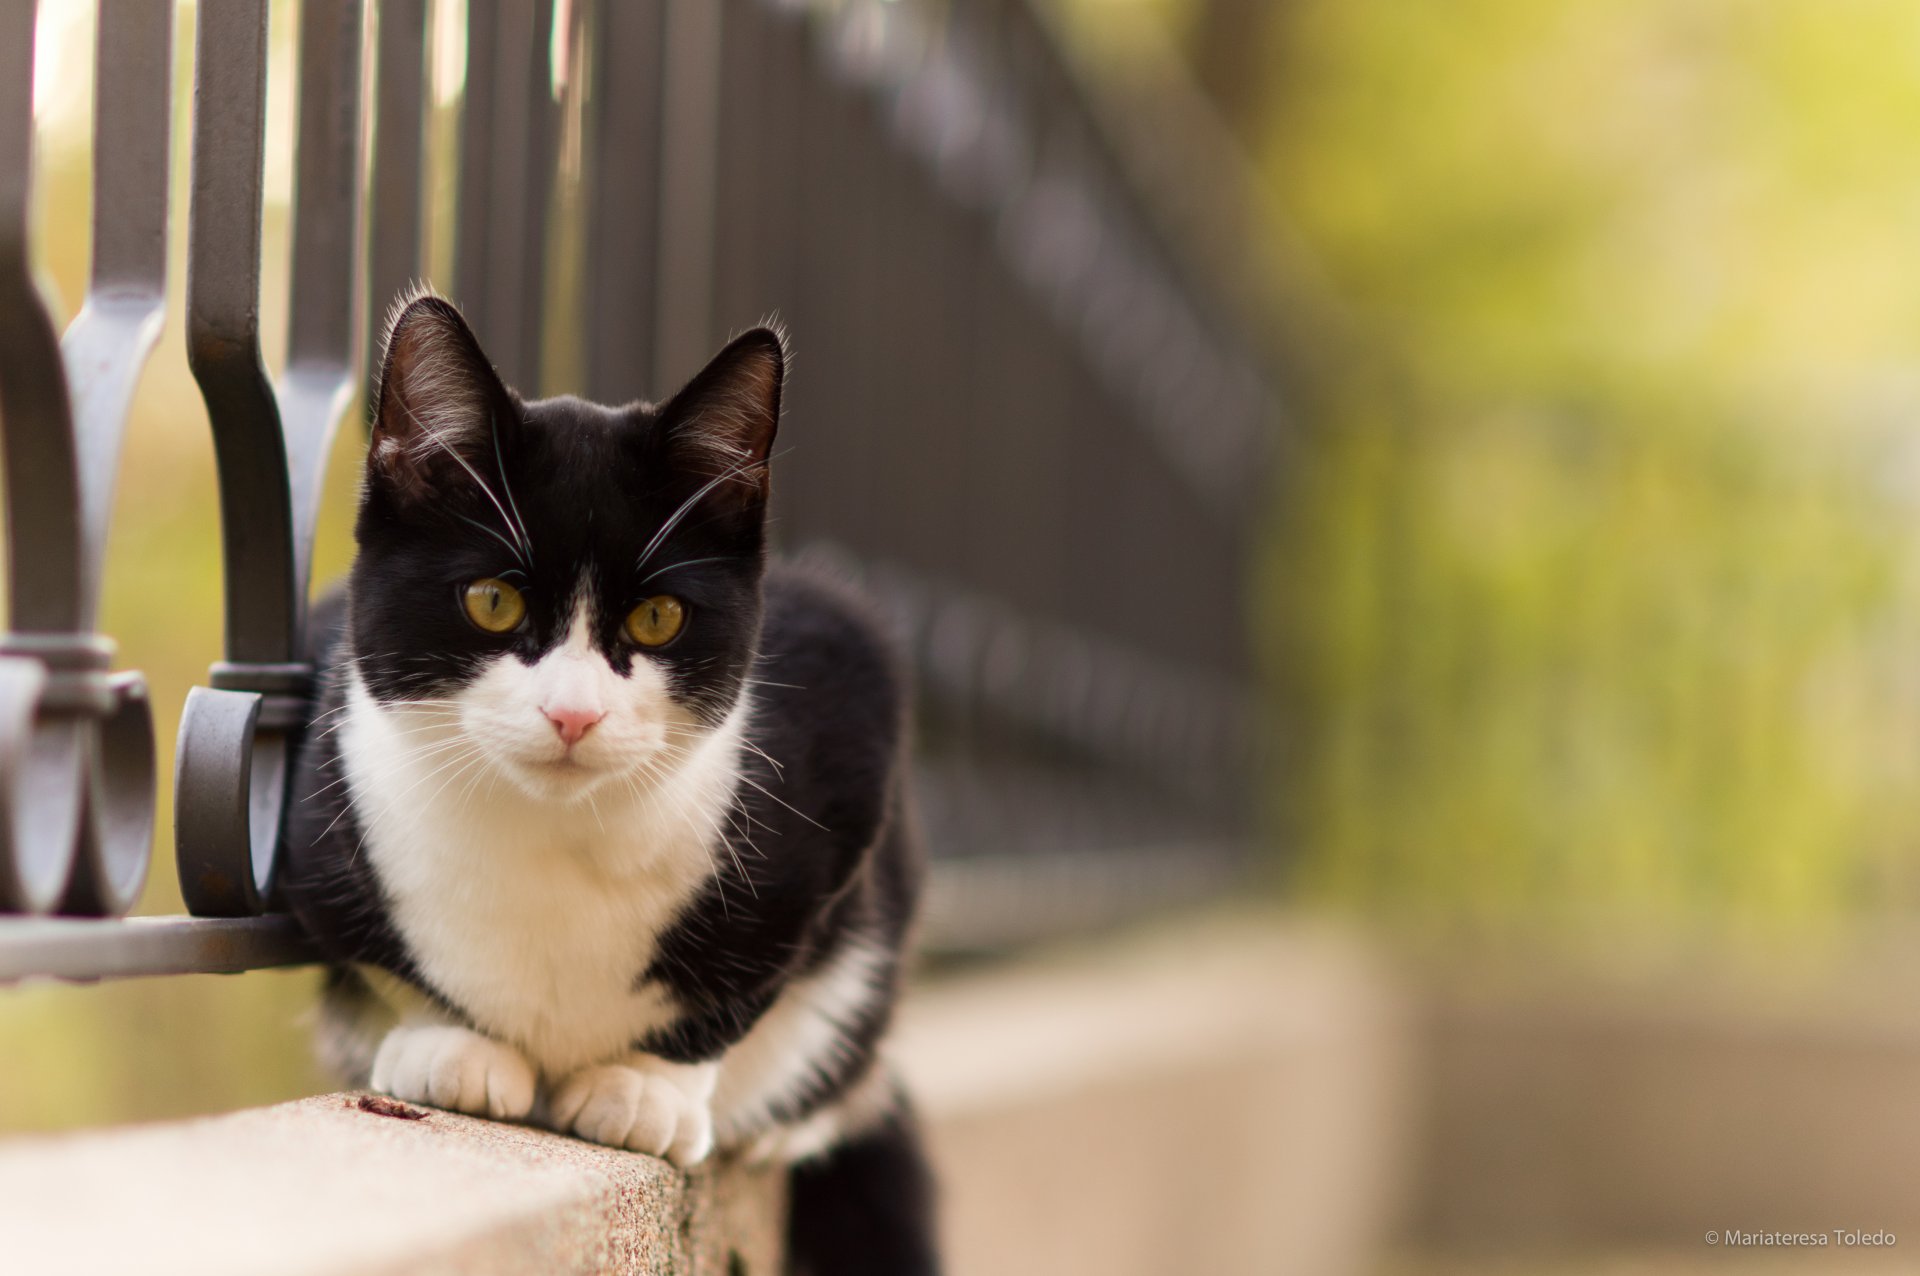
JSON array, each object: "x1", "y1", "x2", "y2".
[{"x1": 1198, "y1": 0, "x2": 1920, "y2": 936}]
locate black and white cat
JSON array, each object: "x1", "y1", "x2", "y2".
[{"x1": 283, "y1": 292, "x2": 937, "y2": 1275}]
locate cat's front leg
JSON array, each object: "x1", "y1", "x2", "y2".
[
  {"x1": 369, "y1": 1021, "x2": 538, "y2": 1121},
  {"x1": 547, "y1": 1055, "x2": 718, "y2": 1167}
]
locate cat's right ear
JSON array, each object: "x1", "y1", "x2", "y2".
[{"x1": 369, "y1": 292, "x2": 511, "y2": 500}]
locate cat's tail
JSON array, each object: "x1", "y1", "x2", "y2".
[{"x1": 785, "y1": 1093, "x2": 941, "y2": 1276}]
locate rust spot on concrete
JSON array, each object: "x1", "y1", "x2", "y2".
[{"x1": 355, "y1": 1094, "x2": 429, "y2": 1121}]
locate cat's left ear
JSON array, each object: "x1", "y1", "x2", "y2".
[
  {"x1": 368, "y1": 291, "x2": 514, "y2": 503},
  {"x1": 654, "y1": 326, "x2": 785, "y2": 510}
]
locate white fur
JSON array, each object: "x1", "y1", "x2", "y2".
[
  {"x1": 712, "y1": 937, "x2": 888, "y2": 1147},
  {"x1": 371, "y1": 1022, "x2": 537, "y2": 1121},
  {"x1": 341, "y1": 592, "x2": 886, "y2": 1167},
  {"x1": 549, "y1": 1055, "x2": 718, "y2": 1163},
  {"x1": 746, "y1": 1059, "x2": 899, "y2": 1166}
]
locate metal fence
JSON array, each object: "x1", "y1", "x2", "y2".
[{"x1": 0, "y1": 0, "x2": 1272, "y2": 982}]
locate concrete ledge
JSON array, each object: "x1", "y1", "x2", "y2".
[
  {"x1": 895, "y1": 915, "x2": 1415, "y2": 1276},
  {"x1": 0, "y1": 1093, "x2": 783, "y2": 1276}
]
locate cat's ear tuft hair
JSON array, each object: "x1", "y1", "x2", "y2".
[
  {"x1": 655, "y1": 326, "x2": 786, "y2": 509},
  {"x1": 369, "y1": 290, "x2": 510, "y2": 499}
]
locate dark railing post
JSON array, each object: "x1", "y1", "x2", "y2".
[
  {"x1": 58, "y1": 0, "x2": 176, "y2": 917},
  {"x1": 177, "y1": 0, "x2": 367, "y2": 918},
  {"x1": 456, "y1": 0, "x2": 558, "y2": 392},
  {"x1": 582, "y1": 0, "x2": 667, "y2": 405},
  {"x1": 0, "y1": 0, "x2": 171, "y2": 918},
  {"x1": 652, "y1": 0, "x2": 725, "y2": 389},
  {"x1": 367, "y1": 0, "x2": 431, "y2": 392}
]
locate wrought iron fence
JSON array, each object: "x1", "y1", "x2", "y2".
[{"x1": 0, "y1": 0, "x2": 1273, "y2": 982}]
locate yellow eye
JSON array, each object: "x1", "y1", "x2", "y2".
[
  {"x1": 626, "y1": 595, "x2": 686, "y2": 647},
  {"x1": 462, "y1": 578, "x2": 526, "y2": 633}
]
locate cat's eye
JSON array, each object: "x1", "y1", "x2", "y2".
[
  {"x1": 626, "y1": 595, "x2": 686, "y2": 647},
  {"x1": 462, "y1": 578, "x2": 526, "y2": 633}
]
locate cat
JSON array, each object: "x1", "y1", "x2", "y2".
[{"x1": 282, "y1": 290, "x2": 938, "y2": 1276}]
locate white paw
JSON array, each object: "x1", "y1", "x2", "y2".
[
  {"x1": 548, "y1": 1063, "x2": 714, "y2": 1166},
  {"x1": 370, "y1": 1024, "x2": 536, "y2": 1121}
]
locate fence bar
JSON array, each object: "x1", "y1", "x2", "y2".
[
  {"x1": 366, "y1": 0, "x2": 430, "y2": 391},
  {"x1": 652, "y1": 0, "x2": 724, "y2": 389},
  {"x1": 582, "y1": 0, "x2": 665, "y2": 404},
  {"x1": 178, "y1": 0, "x2": 291, "y2": 918},
  {"x1": 454, "y1": 0, "x2": 497, "y2": 336},
  {"x1": 280, "y1": 0, "x2": 368, "y2": 596},
  {"x1": 68, "y1": 1, "x2": 175, "y2": 606},
  {"x1": 179, "y1": 0, "x2": 368, "y2": 918},
  {"x1": 455, "y1": 0, "x2": 556, "y2": 391},
  {"x1": 184, "y1": 0, "x2": 288, "y2": 666},
  {"x1": 0, "y1": 915, "x2": 318, "y2": 984},
  {"x1": 0, "y1": 0, "x2": 173, "y2": 917},
  {"x1": 0, "y1": 0, "x2": 84, "y2": 635}
]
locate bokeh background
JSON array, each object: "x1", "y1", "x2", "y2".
[{"x1": 8, "y1": 0, "x2": 1920, "y2": 1271}]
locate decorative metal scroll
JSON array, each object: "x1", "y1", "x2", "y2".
[
  {"x1": 176, "y1": 0, "x2": 367, "y2": 917},
  {"x1": 0, "y1": 0, "x2": 173, "y2": 918}
]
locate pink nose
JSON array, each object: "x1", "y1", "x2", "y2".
[{"x1": 543, "y1": 705, "x2": 605, "y2": 747}]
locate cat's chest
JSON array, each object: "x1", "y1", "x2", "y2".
[{"x1": 347, "y1": 743, "x2": 719, "y2": 1075}]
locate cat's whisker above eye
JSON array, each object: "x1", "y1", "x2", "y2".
[
  {"x1": 394, "y1": 396, "x2": 531, "y2": 566},
  {"x1": 633, "y1": 449, "x2": 785, "y2": 573},
  {"x1": 636, "y1": 556, "x2": 734, "y2": 588},
  {"x1": 488, "y1": 407, "x2": 534, "y2": 558}
]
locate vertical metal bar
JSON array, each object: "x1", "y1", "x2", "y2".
[
  {"x1": 68, "y1": 0, "x2": 174, "y2": 603},
  {"x1": 652, "y1": 0, "x2": 723, "y2": 388},
  {"x1": 178, "y1": 0, "x2": 369, "y2": 917},
  {"x1": 706, "y1": 0, "x2": 763, "y2": 348},
  {"x1": 280, "y1": 0, "x2": 367, "y2": 599},
  {"x1": 480, "y1": 0, "x2": 541, "y2": 387},
  {"x1": 753, "y1": 6, "x2": 819, "y2": 540},
  {"x1": 785, "y1": 15, "x2": 862, "y2": 548},
  {"x1": 453, "y1": 0, "x2": 555, "y2": 390},
  {"x1": 582, "y1": 0, "x2": 664, "y2": 403},
  {"x1": 54, "y1": 0, "x2": 177, "y2": 916},
  {"x1": 366, "y1": 0, "x2": 430, "y2": 392},
  {"x1": 454, "y1": 0, "x2": 498, "y2": 335},
  {"x1": 185, "y1": 0, "x2": 290, "y2": 667},
  {"x1": 0, "y1": 0, "x2": 85, "y2": 913},
  {"x1": 0, "y1": 0, "x2": 83, "y2": 636},
  {"x1": 516, "y1": 0, "x2": 559, "y2": 393},
  {"x1": 177, "y1": 0, "x2": 286, "y2": 918},
  {"x1": 0, "y1": 1, "x2": 172, "y2": 918}
]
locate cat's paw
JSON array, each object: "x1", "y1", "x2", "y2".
[
  {"x1": 548, "y1": 1063, "x2": 714, "y2": 1166},
  {"x1": 369, "y1": 1024, "x2": 537, "y2": 1121}
]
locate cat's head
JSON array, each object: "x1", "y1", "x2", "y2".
[{"x1": 347, "y1": 291, "x2": 783, "y2": 803}]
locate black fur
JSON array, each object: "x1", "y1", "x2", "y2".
[
  {"x1": 280, "y1": 295, "x2": 937, "y2": 1275},
  {"x1": 787, "y1": 1097, "x2": 942, "y2": 1276}
]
